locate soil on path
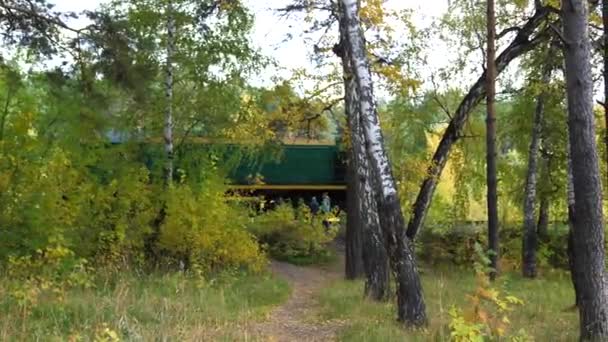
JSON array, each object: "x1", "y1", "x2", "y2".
[{"x1": 249, "y1": 254, "x2": 346, "y2": 342}]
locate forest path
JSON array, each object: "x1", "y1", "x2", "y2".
[{"x1": 248, "y1": 252, "x2": 346, "y2": 341}]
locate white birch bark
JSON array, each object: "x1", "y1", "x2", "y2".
[
  {"x1": 164, "y1": 1, "x2": 175, "y2": 185},
  {"x1": 340, "y1": 0, "x2": 426, "y2": 326}
]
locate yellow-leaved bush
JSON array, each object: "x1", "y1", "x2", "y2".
[
  {"x1": 0, "y1": 110, "x2": 266, "y2": 275},
  {"x1": 247, "y1": 202, "x2": 337, "y2": 265},
  {"x1": 448, "y1": 243, "x2": 531, "y2": 342},
  {"x1": 158, "y1": 175, "x2": 265, "y2": 273}
]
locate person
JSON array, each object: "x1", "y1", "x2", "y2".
[
  {"x1": 310, "y1": 196, "x2": 320, "y2": 215},
  {"x1": 321, "y1": 193, "x2": 331, "y2": 214},
  {"x1": 321, "y1": 193, "x2": 331, "y2": 231}
]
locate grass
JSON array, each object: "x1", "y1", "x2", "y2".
[
  {"x1": 315, "y1": 265, "x2": 578, "y2": 341},
  {"x1": 276, "y1": 247, "x2": 338, "y2": 266},
  {"x1": 0, "y1": 270, "x2": 290, "y2": 341}
]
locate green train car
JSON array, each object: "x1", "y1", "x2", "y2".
[
  {"x1": 122, "y1": 137, "x2": 348, "y2": 206},
  {"x1": 227, "y1": 140, "x2": 348, "y2": 206}
]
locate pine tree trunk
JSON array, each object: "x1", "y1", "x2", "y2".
[
  {"x1": 337, "y1": 6, "x2": 389, "y2": 301},
  {"x1": 603, "y1": 0, "x2": 608, "y2": 190},
  {"x1": 340, "y1": 0, "x2": 426, "y2": 326},
  {"x1": 522, "y1": 65, "x2": 550, "y2": 278},
  {"x1": 164, "y1": 1, "x2": 175, "y2": 185},
  {"x1": 561, "y1": 0, "x2": 608, "y2": 338},
  {"x1": 486, "y1": 0, "x2": 499, "y2": 281},
  {"x1": 406, "y1": 7, "x2": 550, "y2": 239}
]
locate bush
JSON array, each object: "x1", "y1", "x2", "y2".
[
  {"x1": 417, "y1": 222, "x2": 572, "y2": 271},
  {"x1": 158, "y1": 177, "x2": 266, "y2": 273},
  {"x1": 247, "y1": 202, "x2": 337, "y2": 265},
  {"x1": 0, "y1": 114, "x2": 266, "y2": 274}
]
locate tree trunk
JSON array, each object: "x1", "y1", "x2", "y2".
[
  {"x1": 561, "y1": 0, "x2": 608, "y2": 338},
  {"x1": 406, "y1": 7, "x2": 551, "y2": 239},
  {"x1": 486, "y1": 0, "x2": 499, "y2": 282},
  {"x1": 164, "y1": 1, "x2": 175, "y2": 185},
  {"x1": 340, "y1": 0, "x2": 426, "y2": 326},
  {"x1": 566, "y1": 139, "x2": 580, "y2": 308},
  {"x1": 522, "y1": 65, "x2": 551, "y2": 278},
  {"x1": 0, "y1": 87, "x2": 12, "y2": 142},
  {"x1": 603, "y1": 0, "x2": 608, "y2": 191},
  {"x1": 345, "y1": 159, "x2": 365, "y2": 280},
  {"x1": 337, "y1": 4, "x2": 389, "y2": 301},
  {"x1": 536, "y1": 195, "x2": 549, "y2": 241}
]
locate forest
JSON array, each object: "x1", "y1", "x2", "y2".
[{"x1": 0, "y1": 0, "x2": 607, "y2": 340}]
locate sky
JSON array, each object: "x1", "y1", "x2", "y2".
[{"x1": 51, "y1": 0, "x2": 450, "y2": 88}]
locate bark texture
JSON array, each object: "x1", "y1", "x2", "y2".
[
  {"x1": 562, "y1": 0, "x2": 608, "y2": 338},
  {"x1": 486, "y1": 0, "x2": 499, "y2": 281},
  {"x1": 164, "y1": 1, "x2": 175, "y2": 185},
  {"x1": 340, "y1": 0, "x2": 426, "y2": 326},
  {"x1": 406, "y1": 7, "x2": 551, "y2": 239},
  {"x1": 566, "y1": 141, "x2": 580, "y2": 307},
  {"x1": 345, "y1": 162, "x2": 365, "y2": 279},
  {"x1": 338, "y1": 11, "x2": 389, "y2": 299},
  {"x1": 522, "y1": 65, "x2": 551, "y2": 278},
  {"x1": 536, "y1": 195, "x2": 549, "y2": 241},
  {"x1": 603, "y1": 0, "x2": 608, "y2": 190}
]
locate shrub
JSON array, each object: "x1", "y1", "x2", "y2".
[
  {"x1": 448, "y1": 243, "x2": 530, "y2": 341},
  {"x1": 247, "y1": 202, "x2": 337, "y2": 265},
  {"x1": 417, "y1": 222, "x2": 573, "y2": 271},
  {"x1": 158, "y1": 176, "x2": 266, "y2": 273}
]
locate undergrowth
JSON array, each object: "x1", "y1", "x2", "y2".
[
  {"x1": 247, "y1": 202, "x2": 338, "y2": 265},
  {"x1": 316, "y1": 265, "x2": 577, "y2": 341},
  {"x1": 0, "y1": 269, "x2": 289, "y2": 340}
]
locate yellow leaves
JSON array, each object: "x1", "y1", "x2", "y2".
[
  {"x1": 159, "y1": 180, "x2": 265, "y2": 273},
  {"x1": 449, "y1": 259, "x2": 527, "y2": 341},
  {"x1": 94, "y1": 323, "x2": 121, "y2": 342},
  {"x1": 6, "y1": 245, "x2": 93, "y2": 313},
  {"x1": 360, "y1": 0, "x2": 385, "y2": 26},
  {"x1": 372, "y1": 63, "x2": 421, "y2": 97},
  {"x1": 511, "y1": 0, "x2": 530, "y2": 10}
]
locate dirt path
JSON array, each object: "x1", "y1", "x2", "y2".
[{"x1": 248, "y1": 255, "x2": 345, "y2": 342}]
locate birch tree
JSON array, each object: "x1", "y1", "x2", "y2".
[
  {"x1": 339, "y1": 0, "x2": 426, "y2": 326},
  {"x1": 164, "y1": 0, "x2": 175, "y2": 185},
  {"x1": 336, "y1": 11, "x2": 389, "y2": 299},
  {"x1": 522, "y1": 63, "x2": 551, "y2": 278}
]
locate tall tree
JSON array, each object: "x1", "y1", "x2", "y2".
[
  {"x1": 336, "y1": 19, "x2": 389, "y2": 298},
  {"x1": 522, "y1": 63, "x2": 551, "y2": 278},
  {"x1": 339, "y1": 0, "x2": 426, "y2": 326},
  {"x1": 603, "y1": 0, "x2": 608, "y2": 188},
  {"x1": 164, "y1": 0, "x2": 175, "y2": 185},
  {"x1": 406, "y1": 7, "x2": 552, "y2": 239},
  {"x1": 566, "y1": 139, "x2": 581, "y2": 308},
  {"x1": 561, "y1": 0, "x2": 608, "y2": 338},
  {"x1": 485, "y1": 0, "x2": 499, "y2": 281}
]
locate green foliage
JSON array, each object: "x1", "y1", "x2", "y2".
[
  {"x1": 418, "y1": 223, "x2": 572, "y2": 271},
  {"x1": 5, "y1": 246, "x2": 93, "y2": 307},
  {"x1": 248, "y1": 203, "x2": 338, "y2": 265},
  {"x1": 0, "y1": 71, "x2": 267, "y2": 275}
]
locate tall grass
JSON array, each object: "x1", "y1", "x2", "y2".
[
  {"x1": 0, "y1": 271, "x2": 289, "y2": 340},
  {"x1": 316, "y1": 266, "x2": 578, "y2": 341}
]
